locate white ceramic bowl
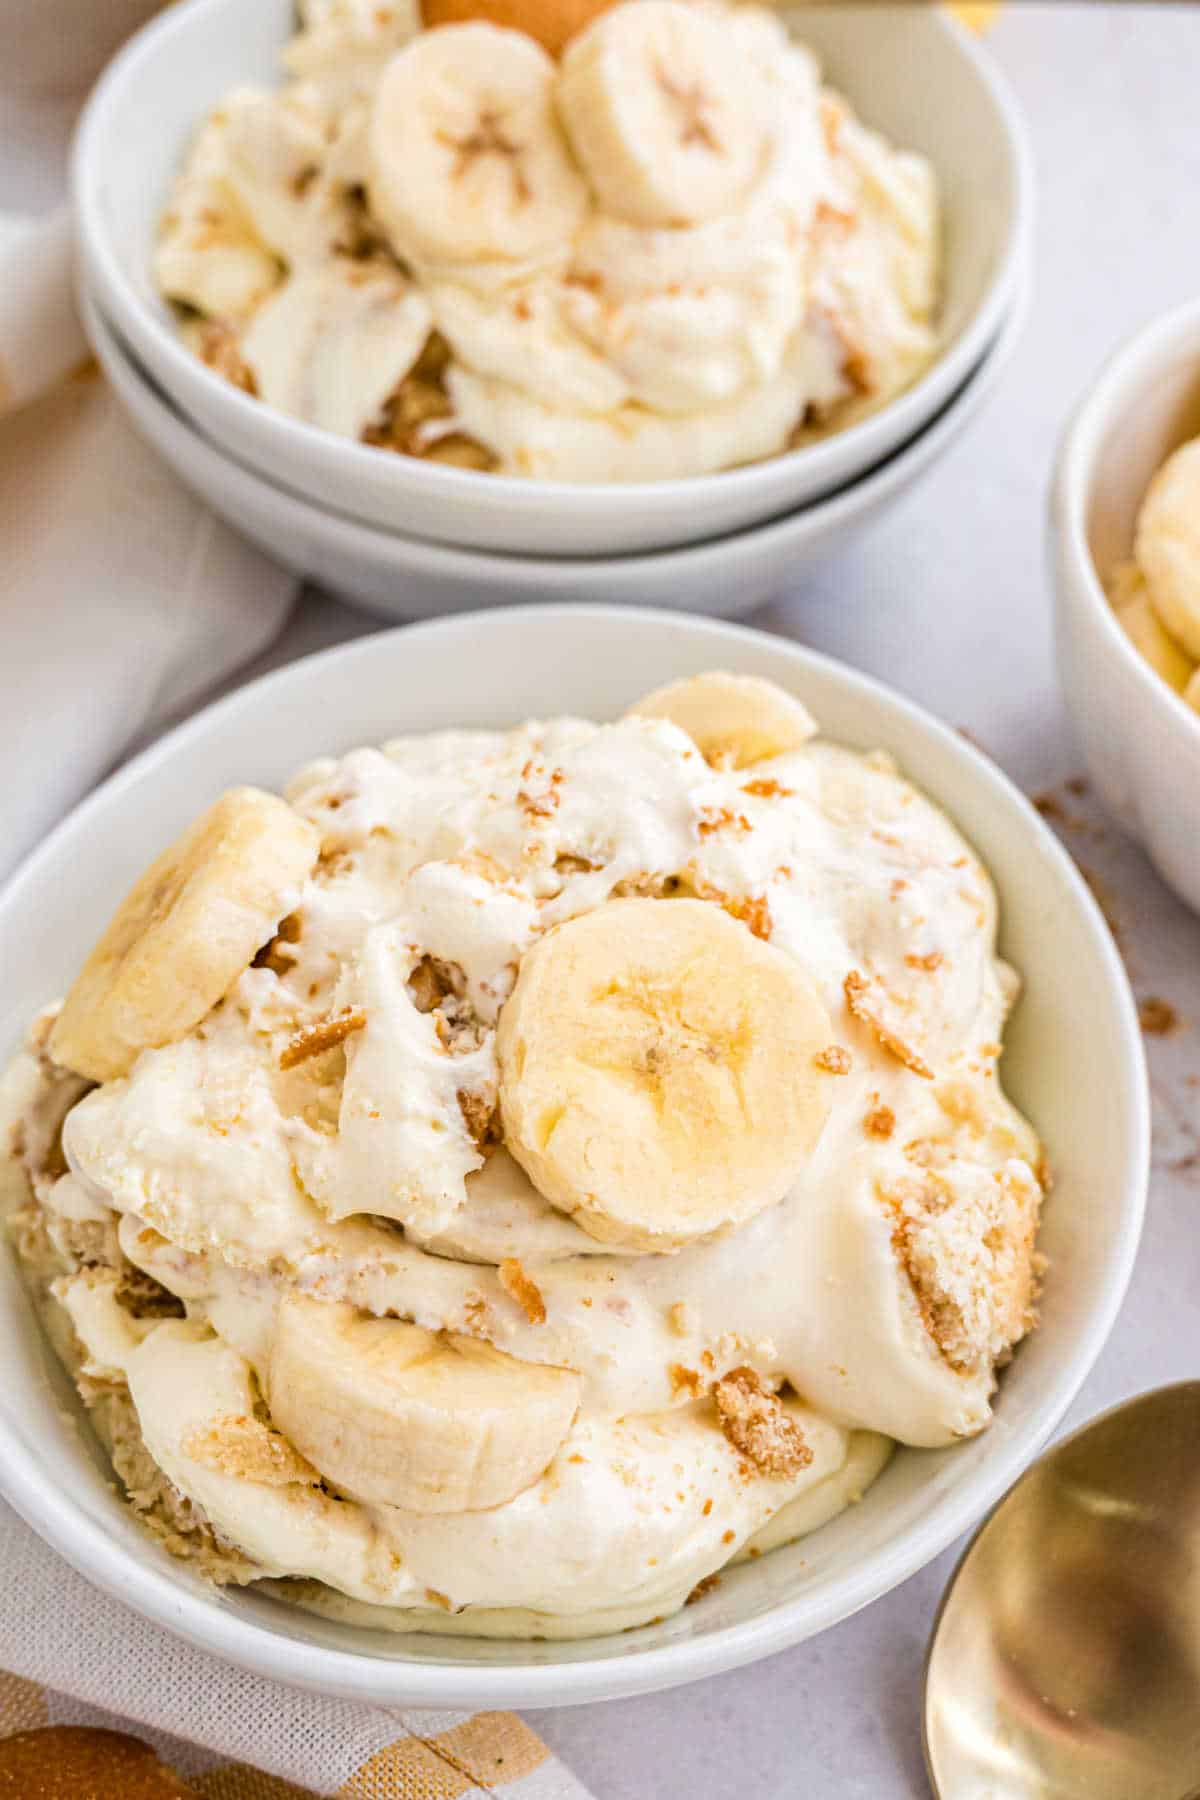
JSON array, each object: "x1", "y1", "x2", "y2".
[
  {"x1": 1051, "y1": 298, "x2": 1200, "y2": 914},
  {"x1": 73, "y1": 0, "x2": 1032, "y2": 557},
  {"x1": 83, "y1": 269, "x2": 1028, "y2": 621},
  {"x1": 0, "y1": 608, "x2": 1147, "y2": 1707}
]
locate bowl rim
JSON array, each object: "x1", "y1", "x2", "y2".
[
  {"x1": 0, "y1": 606, "x2": 1148, "y2": 1707},
  {"x1": 82, "y1": 264, "x2": 1030, "y2": 578},
  {"x1": 1052, "y1": 294, "x2": 1200, "y2": 744},
  {"x1": 71, "y1": 0, "x2": 1034, "y2": 518}
]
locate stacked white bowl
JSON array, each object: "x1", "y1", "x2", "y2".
[{"x1": 75, "y1": 0, "x2": 1033, "y2": 618}]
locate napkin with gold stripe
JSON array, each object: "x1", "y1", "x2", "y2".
[{"x1": 0, "y1": 1503, "x2": 591, "y2": 1798}]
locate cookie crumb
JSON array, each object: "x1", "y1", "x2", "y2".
[
  {"x1": 713, "y1": 1367, "x2": 813, "y2": 1477},
  {"x1": 182, "y1": 1413, "x2": 318, "y2": 1488},
  {"x1": 904, "y1": 950, "x2": 944, "y2": 972},
  {"x1": 458, "y1": 1087, "x2": 500, "y2": 1150},
  {"x1": 669, "y1": 1363, "x2": 705, "y2": 1399},
  {"x1": 844, "y1": 969, "x2": 933, "y2": 1079},
  {"x1": 814, "y1": 1044, "x2": 852, "y2": 1075},
  {"x1": 279, "y1": 1007, "x2": 365, "y2": 1070},
  {"x1": 724, "y1": 893, "x2": 772, "y2": 941},
  {"x1": 864, "y1": 1103, "x2": 896, "y2": 1140},
  {"x1": 499, "y1": 1258, "x2": 546, "y2": 1325},
  {"x1": 1138, "y1": 996, "x2": 1180, "y2": 1037},
  {"x1": 686, "y1": 1573, "x2": 722, "y2": 1604},
  {"x1": 741, "y1": 778, "x2": 794, "y2": 799}
]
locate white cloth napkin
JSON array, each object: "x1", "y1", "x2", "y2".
[{"x1": 0, "y1": 208, "x2": 296, "y2": 886}]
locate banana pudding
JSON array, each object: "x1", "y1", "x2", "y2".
[
  {"x1": 1107, "y1": 434, "x2": 1200, "y2": 715},
  {"x1": 154, "y1": 0, "x2": 940, "y2": 483},
  {"x1": 2, "y1": 673, "x2": 1046, "y2": 1638}
]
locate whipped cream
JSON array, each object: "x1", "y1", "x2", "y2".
[
  {"x1": 155, "y1": 0, "x2": 940, "y2": 480},
  {"x1": 5, "y1": 694, "x2": 1046, "y2": 1637}
]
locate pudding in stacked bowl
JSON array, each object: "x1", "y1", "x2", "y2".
[
  {"x1": 75, "y1": 0, "x2": 1031, "y2": 560},
  {"x1": 82, "y1": 279, "x2": 1028, "y2": 619}
]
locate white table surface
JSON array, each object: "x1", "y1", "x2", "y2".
[{"x1": 7, "y1": 7, "x2": 1200, "y2": 1795}]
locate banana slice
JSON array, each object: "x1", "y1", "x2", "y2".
[
  {"x1": 497, "y1": 898, "x2": 836, "y2": 1250},
  {"x1": 50, "y1": 789, "x2": 319, "y2": 1085},
  {"x1": 367, "y1": 24, "x2": 587, "y2": 273},
  {"x1": 627, "y1": 671, "x2": 817, "y2": 768},
  {"x1": 1185, "y1": 667, "x2": 1200, "y2": 716},
  {"x1": 1135, "y1": 436, "x2": 1200, "y2": 659},
  {"x1": 268, "y1": 1294, "x2": 582, "y2": 1510},
  {"x1": 1109, "y1": 563, "x2": 1195, "y2": 692},
  {"x1": 556, "y1": 0, "x2": 768, "y2": 228}
]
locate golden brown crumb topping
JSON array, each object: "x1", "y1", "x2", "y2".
[
  {"x1": 362, "y1": 333, "x2": 497, "y2": 470},
  {"x1": 723, "y1": 894, "x2": 772, "y2": 941},
  {"x1": 669, "y1": 1363, "x2": 705, "y2": 1399},
  {"x1": 499, "y1": 1258, "x2": 546, "y2": 1326},
  {"x1": 196, "y1": 321, "x2": 258, "y2": 395},
  {"x1": 686, "y1": 1572, "x2": 722, "y2": 1604},
  {"x1": 844, "y1": 969, "x2": 933, "y2": 1079},
  {"x1": 254, "y1": 910, "x2": 303, "y2": 976},
  {"x1": 864, "y1": 1103, "x2": 896, "y2": 1140},
  {"x1": 741, "y1": 779, "x2": 794, "y2": 799},
  {"x1": 279, "y1": 1007, "x2": 366, "y2": 1070},
  {"x1": 713, "y1": 1367, "x2": 813, "y2": 1477},
  {"x1": 182, "y1": 1412, "x2": 320, "y2": 1488},
  {"x1": 457, "y1": 1087, "x2": 500, "y2": 1152},
  {"x1": 814, "y1": 1044, "x2": 852, "y2": 1075}
]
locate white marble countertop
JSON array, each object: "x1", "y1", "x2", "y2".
[{"x1": 7, "y1": 6, "x2": 1200, "y2": 1794}]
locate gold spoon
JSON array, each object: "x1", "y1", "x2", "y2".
[{"x1": 924, "y1": 1383, "x2": 1200, "y2": 1800}]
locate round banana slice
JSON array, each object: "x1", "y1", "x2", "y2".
[
  {"x1": 268, "y1": 1294, "x2": 583, "y2": 1511},
  {"x1": 497, "y1": 898, "x2": 836, "y2": 1251},
  {"x1": 420, "y1": 0, "x2": 617, "y2": 60},
  {"x1": 1135, "y1": 436, "x2": 1200, "y2": 659},
  {"x1": 1110, "y1": 564, "x2": 1195, "y2": 693},
  {"x1": 367, "y1": 24, "x2": 587, "y2": 272},
  {"x1": 627, "y1": 671, "x2": 817, "y2": 768},
  {"x1": 49, "y1": 788, "x2": 319, "y2": 1085},
  {"x1": 556, "y1": 0, "x2": 768, "y2": 228}
]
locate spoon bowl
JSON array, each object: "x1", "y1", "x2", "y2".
[{"x1": 925, "y1": 1382, "x2": 1200, "y2": 1800}]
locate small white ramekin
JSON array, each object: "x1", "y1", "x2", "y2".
[
  {"x1": 73, "y1": 0, "x2": 1032, "y2": 557},
  {"x1": 1051, "y1": 298, "x2": 1200, "y2": 915}
]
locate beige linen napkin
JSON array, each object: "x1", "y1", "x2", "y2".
[
  {"x1": 0, "y1": 1500, "x2": 588, "y2": 1797},
  {"x1": 0, "y1": 208, "x2": 296, "y2": 884}
]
